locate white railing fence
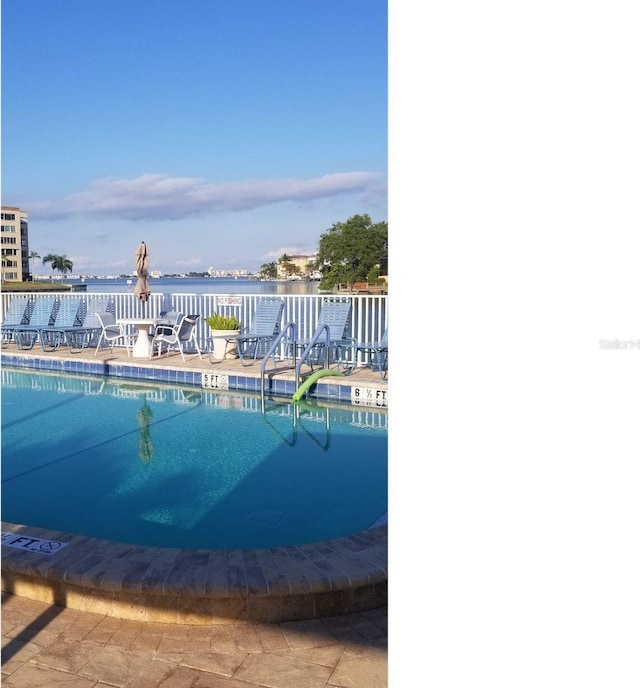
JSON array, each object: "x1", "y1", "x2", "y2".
[{"x1": 1, "y1": 291, "x2": 388, "y2": 367}]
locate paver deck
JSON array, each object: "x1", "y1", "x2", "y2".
[{"x1": 2, "y1": 593, "x2": 388, "y2": 687}]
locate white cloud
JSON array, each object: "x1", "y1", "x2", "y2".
[{"x1": 28, "y1": 172, "x2": 386, "y2": 221}]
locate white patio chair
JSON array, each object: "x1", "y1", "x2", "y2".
[
  {"x1": 150, "y1": 314, "x2": 202, "y2": 361},
  {"x1": 94, "y1": 312, "x2": 133, "y2": 357}
]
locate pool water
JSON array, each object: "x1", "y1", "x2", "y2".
[{"x1": 1, "y1": 369, "x2": 387, "y2": 550}]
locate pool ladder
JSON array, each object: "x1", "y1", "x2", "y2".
[{"x1": 259, "y1": 321, "x2": 297, "y2": 401}]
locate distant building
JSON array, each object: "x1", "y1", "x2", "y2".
[
  {"x1": 207, "y1": 267, "x2": 249, "y2": 278},
  {"x1": 277, "y1": 254, "x2": 317, "y2": 279},
  {"x1": 1, "y1": 206, "x2": 30, "y2": 282}
]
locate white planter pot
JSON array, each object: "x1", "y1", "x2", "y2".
[{"x1": 209, "y1": 329, "x2": 240, "y2": 360}]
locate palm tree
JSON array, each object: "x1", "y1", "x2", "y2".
[
  {"x1": 42, "y1": 254, "x2": 57, "y2": 281},
  {"x1": 28, "y1": 251, "x2": 40, "y2": 280},
  {"x1": 42, "y1": 254, "x2": 73, "y2": 283},
  {"x1": 278, "y1": 254, "x2": 295, "y2": 278},
  {"x1": 259, "y1": 261, "x2": 278, "y2": 279},
  {"x1": 53, "y1": 255, "x2": 73, "y2": 283}
]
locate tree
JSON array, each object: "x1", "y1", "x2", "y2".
[
  {"x1": 367, "y1": 265, "x2": 381, "y2": 283},
  {"x1": 42, "y1": 254, "x2": 57, "y2": 281},
  {"x1": 315, "y1": 214, "x2": 388, "y2": 291},
  {"x1": 278, "y1": 254, "x2": 296, "y2": 278},
  {"x1": 259, "y1": 262, "x2": 278, "y2": 279},
  {"x1": 28, "y1": 251, "x2": 40, "y2": 280},
  {"x1": 42, "y1": 254, "x2": 73, "y2": 283}
]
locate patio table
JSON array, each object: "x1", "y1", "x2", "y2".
[{"x1": 116, "y1": 318, "x2": 161, "y2": 358}]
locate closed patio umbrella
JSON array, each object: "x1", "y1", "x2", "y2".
[{"x1": 134, "y1": 241, "x2": 151, "y2": 314}]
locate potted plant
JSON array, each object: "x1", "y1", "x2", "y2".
[{"x1": 205, "y1": 312, "x2": 243, "y2": 360}]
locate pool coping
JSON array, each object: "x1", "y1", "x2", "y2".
[
  {"x1": 1, "y1": 347, "x2": 388, "y2": 624},
  {"x1": 0, "y1": 345, "x2": 388, "y2": 407},
  {"x1": 1, "y1": 521, "x2": 387, "y2": 624}
]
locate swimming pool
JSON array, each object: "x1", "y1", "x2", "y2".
[{"x1": 1, "y1": 368, "x2": 387, "y2": 550}]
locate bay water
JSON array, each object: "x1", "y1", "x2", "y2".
[{"x1": 66, "y1": 276, "x2": 321, "y2": 296}]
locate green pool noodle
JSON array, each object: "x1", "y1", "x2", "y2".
[{"x1": 292, "y1": 369, "x2": 344, "y2": 402}]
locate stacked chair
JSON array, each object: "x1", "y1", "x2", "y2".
[
  {"x1": 10, "y1": 295, "x2": 57, "y2": 350},
  {"x1": 1, "y1": 296, "x2": 32, "y2": 348},
  {"x1": 62, "y1": 296, "x2": 112, "y2": 353},
  {"x1": 38, "y1": 296, "x2": 83, "y2": 352}
]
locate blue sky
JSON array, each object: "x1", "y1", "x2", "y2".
[{"x1": 2, "y1": 0, "x2": 387, "y2": 275}]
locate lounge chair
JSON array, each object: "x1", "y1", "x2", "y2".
[
  {"x1": 234, "y1": 298, "x2": 284, "y2": 366},
  {"x1": 62, "y1": 296, "x2": 112, "y2": 353},
  {"x1": 352, "y1": 328, "x2": 388, "y2": 379},
  {"x1": 38, "y1": 296, "x2": 83, "y2": 352},
  {"x1": 11, "y1": 295, "x2": 57, "y2": 350},
  {"x1": 291, "y1": 299, "x2": 356, "y2": 372},
  {"x1": 150, "y1": 314, "x2": 202, "y2": 361},
  {"x1": 94, "y1": 312, "x2": 133, "y2": 356},
  {"x1": 1, "y1": 296, "x2": 32, "y2": 348}
]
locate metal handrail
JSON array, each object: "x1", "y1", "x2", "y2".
[
  {"x1": 260, "y1": 321, "x2": 297, "y2": 400},
  {"x1": 294, "y1": 323, "x2": 331, "y2": 381}
]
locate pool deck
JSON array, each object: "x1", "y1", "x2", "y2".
[
  {"x1": 1, "y1": 342, "x2": 388, "y2": 632},
  {"x1": 1, "y1": 593, "x2": 387, "y2": 687}
]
